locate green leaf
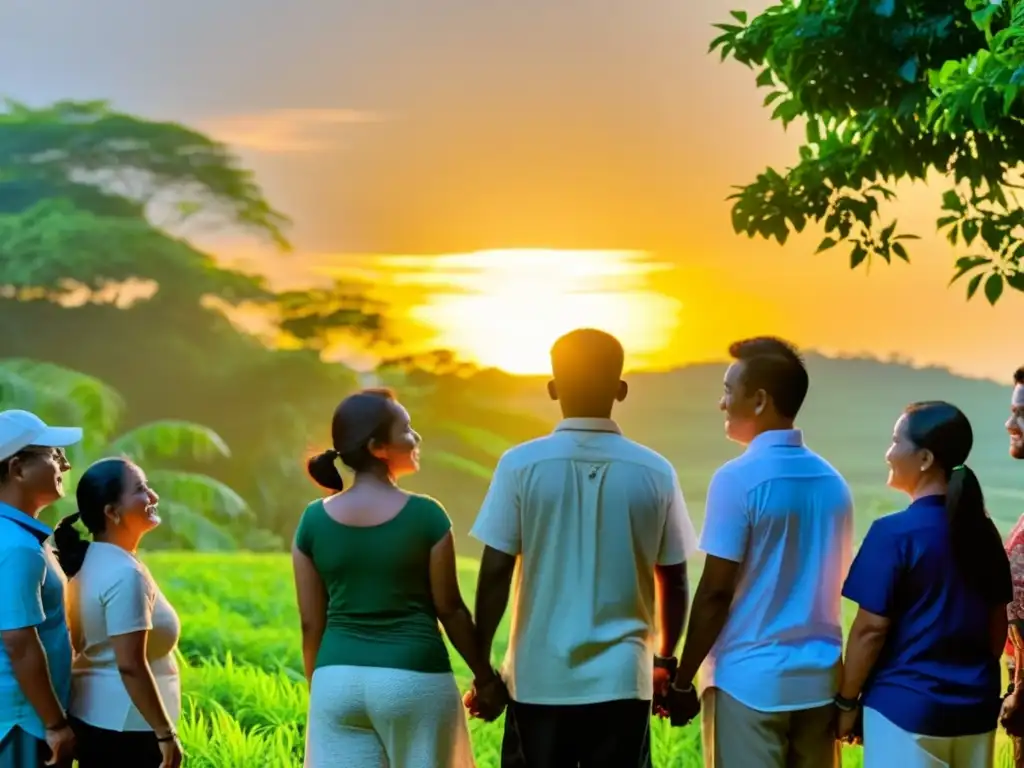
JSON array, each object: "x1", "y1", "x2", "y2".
[
  {"x1": 985, "y1": 272, "x2": 1004, "y2": 305},
  {"x1": 816, "y1": 237, "x2": 838, "y2": 253},
  {"x1": 950, "y1": 255, "x2": 991, "y2": 284},
  {"x1": 110, "y1": 420, "x2": 232, "y2": 465},
  {"x1": 962, "y1": 219, "x2": 979, "y2": 245},
  {"x1": 729, "y1": 9, "x2": 747, "y2": 23},
  {"x1": 941, "y1": 190, "x2": 964, "y2": 213},
  {"x1": 892, "y1": 242, "x2": 909, "y2": 261},
  {"x1": 145, "y1": 470, "x2": 251, "y2": 520},
  {"x1": 850, "y1": 245, "x2": 868, "y2": 269},
  {"x1": 967, "y1": 273, "x2": 984, "y2": 299},
  {"x1": 756, "y1": 69, "x2": 774, "y2": 88},
  {"x1": 1006, "y1": 272, "x2": 1024, "y2": 291}
]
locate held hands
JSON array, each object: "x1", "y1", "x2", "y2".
[
  {"x1": 44, "y1": 721, "x2": 75, "y2": 766},
  {"x1": 463, "y1": 669, "x2": 509, "y2": 722},
  {"x1": 651, "y1": 656, "x2": 700, "y2": 728}
]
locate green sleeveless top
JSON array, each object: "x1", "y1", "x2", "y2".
[{"x1": 293, "y1": 493, "x2": 454, "y2": 673}]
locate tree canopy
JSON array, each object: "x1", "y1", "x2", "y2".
[{"x1": 712, "y1": 0, "x2": 1024, "y2": 304}]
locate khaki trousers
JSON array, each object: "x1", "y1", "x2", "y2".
[{"x1": 701, "y1": 687, "x2": 840, "y2": 768}]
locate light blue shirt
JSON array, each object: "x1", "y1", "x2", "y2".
[
  {"x1": 697, "y1": 429, "x2": 854, "y2": 712},
  {"x1": 0, "y1": 503, "x2": 72, "y2": 740}
]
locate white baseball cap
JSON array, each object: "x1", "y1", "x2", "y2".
[{"x1": 0, "y1": 410, "x2": 83, "y2": 462}]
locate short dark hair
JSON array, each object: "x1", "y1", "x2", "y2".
[
  {"x1": 728, "y1": 336, "x2": 809, "y2": 420},
  {"x1": 551, "y1": 328, "x2": 623, "y2": 382},
  {"x1": 1014, "y1": 367, "x2": 1024, "y2": 385},
  {"x1": 550, "y1": 329, "x2": 625, "y2": 412}
]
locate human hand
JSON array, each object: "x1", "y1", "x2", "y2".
[
  {"x1": 1002, "y1": 692, "x2": 1024, "y2": 738},
  {"x1": 652, "y1": 667, "x2": 672, "y2": 718},
  {"x1": 157, "y1": 734, "x2": 184, "y2": 768},
  {"x1": 44, "y1": 724, "x2": 75, "y2": 766},
  {"x1": 836, "y1": 708, "x2": 861, "y2": 745},
  {"x1": 463, "y1": 671, "x2": 509, "y2": 722},
  {"x1": 664, "y1": 682, "x2": 700, "y2": 728}
]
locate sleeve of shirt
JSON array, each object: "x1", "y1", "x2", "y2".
[
  {"x1": 293, "y1": 503, "x2": 316, "y2": 557},
  {"x1": 842, "y1": 521, "x2": 900, "y2": 617},
  {"x1": 469, "y1": 452, "x2": 521, "y2": 556},
  {"x1": 657, "y1": 468, "x2": 699, "y2": 565},
  {"x1": 697, "y1": 467, "x2": 750, "y2": 563},
  {"x1": 0, "y1": 546, "x2": 47, "y2": 631},
  {"x1": 103, "y1": 567, "x2": 156, "y2": 637},
  {"x1": 420, "y1": 496, "x2": 454, "y2": 546}
]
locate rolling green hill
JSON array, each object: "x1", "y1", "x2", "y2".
[{"x1": 403, "y1": 353, "x2": 1022, "y2": 554}]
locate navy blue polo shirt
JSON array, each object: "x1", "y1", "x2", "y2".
[{"x1": 842, "y1": 495, "x2": 1004, "y2": 737}]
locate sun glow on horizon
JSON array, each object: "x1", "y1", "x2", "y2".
[{"x1": 407, "y1": 249, "x2": 683, "y2": 375}]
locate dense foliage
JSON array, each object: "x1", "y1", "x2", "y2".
[
  {"x1": 712, "y1": 0, "x2": 1024, "y2": 303},
  {"x1": 0, "y1": 98, "x2": 545, "y2": 549}
]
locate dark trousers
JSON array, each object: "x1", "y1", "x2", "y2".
[
  {"x1": 501, "y1": 698, "x2": 654, "y2": 768},
  {"x1": 70, "y1": 718, "x2": 162, "y2": 768}
]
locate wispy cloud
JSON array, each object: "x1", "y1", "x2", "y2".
[{"x1": 198, "y1": 108, "x2": 389, "y2": 153}]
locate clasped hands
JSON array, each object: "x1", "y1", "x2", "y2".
[
  {"x1": 463, "y1": 669, "x2": 510, "y2": 722},
  {"x1": 653, "y1": 664, "x2": 701, "y2": 728}
]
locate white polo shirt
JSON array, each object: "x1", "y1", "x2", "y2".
[
  {"x1": 469, "y1": 417, "x2": 698, "y2": 705},
  {"x1": 698, "y1": 429, "x2": 854, "y2": 712}
]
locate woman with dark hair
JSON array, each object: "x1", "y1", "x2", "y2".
[
  {"x1": 293, "y1": 389, "x2": 505, "y2": 768},
  {"x1": 836, "y1": 401, "x2": 1012, "y2": 766},
  {"x1": 53, "y1": 458, "x2": 183, "y2": 768}
]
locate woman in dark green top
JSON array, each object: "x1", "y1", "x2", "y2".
[{"x1": 292, "y1": 388, "x2": 507, "y2": 768}]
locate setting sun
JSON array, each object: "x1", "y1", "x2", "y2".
[{"x1": 407, "y1": 249, "x2": 683, "y2": 375}]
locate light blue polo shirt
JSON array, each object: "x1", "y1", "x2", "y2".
[
  {"x1": 697, "y1": 429, "x2": 855, "y2": 712},
  {"x1": 0, "y1": 503, "x2": 72, "y2": 740}
]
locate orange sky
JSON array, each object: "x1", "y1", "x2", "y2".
[{"x1": 3, "y1": 0, "x2": 1019, "y2": 380}]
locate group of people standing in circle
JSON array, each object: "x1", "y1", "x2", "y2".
[
  {"x1": 294, "y1": 329, "x2": 1024, "y2": 768},
  {"x1": 0, "y1": 411, "x2": 183, "y2": 768}
]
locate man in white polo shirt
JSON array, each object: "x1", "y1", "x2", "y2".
[
  {"x1": 671, "y1": 337, "x2": 854, "y2": 768},
  {"x1": 468, "y1": 328, "x2": 698, "y2": 768}
]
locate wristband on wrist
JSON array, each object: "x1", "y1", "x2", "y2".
[
  {"x1": 155, "y1": 729, "x2": 177, "y2": 743},
  {"x1": 833, "y1": 693, "x2": 859, "y2": 712},
  {"x1": 654, "y1": 654, "x2": 678, "y2": 676},
  {"x1": 45, "y1": 717, "x2": 67, "y2": 732}
]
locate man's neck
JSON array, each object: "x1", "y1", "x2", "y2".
[
  {"x1": 751, "y1": 419, "x2": 796, "y2": 438},
  {"x1": 0, "y1": 490, "x2": 38, "y2": 518}
]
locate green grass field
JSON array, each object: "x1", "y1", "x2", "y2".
[{"x1": 142, "y1": 552, "x2": 1016, "y2": 767}]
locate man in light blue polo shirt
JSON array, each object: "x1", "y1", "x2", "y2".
[
  {"x1": 671, "y1": 337, "x2": 854, "y2": 768},
  {"x1": 0, "y1": 410, "x2": 82, "y2": 768}
]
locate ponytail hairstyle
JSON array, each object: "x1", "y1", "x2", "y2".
[
  {"x1": 53, "y1": 457, "x2": 131, "y2": 578},
  {"x1": 904, "y1": 401, "x2": 1012, "y2": 605},
  {"x1": 307, "y1": 388, "x2": 400, "y2": 492}
]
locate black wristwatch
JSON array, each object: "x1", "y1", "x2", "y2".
[
  {"x1": 654, "y1": 654, "x2": 678, "y2": 677},
  {"x1": 833, "y1": 693, "x2": 859, "y2": 712}
]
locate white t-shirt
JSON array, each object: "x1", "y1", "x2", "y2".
[
  {"x1": 697, "y1": 429, "x2": 854, "y2": 712},
  {"x1": 469, "y1": 417, "x2": 698, "y2": 705},
  {"x1": 66, "y1": 542, "x2": 182, "y2": 732}
]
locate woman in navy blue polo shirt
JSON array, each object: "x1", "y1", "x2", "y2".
[{"x1": 836, "y1": 401, "x2": 1012, "y2": 766}]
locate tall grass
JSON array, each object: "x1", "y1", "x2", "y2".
[{"x1": 143, "y1": 553, "x2": 1014, "y2": 767}]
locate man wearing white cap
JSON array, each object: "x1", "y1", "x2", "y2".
[{"x1": 0, "y1": 410, "x2": 82, "y2": 768}]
